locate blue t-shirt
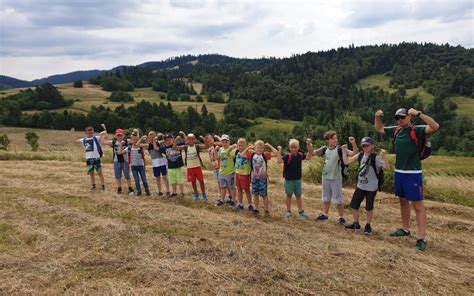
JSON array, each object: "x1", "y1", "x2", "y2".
[{"x1": 159, "y1": 143, "x2": 185, "y2": 169}]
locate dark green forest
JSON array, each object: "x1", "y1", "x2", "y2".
[{"x1": 1, "y1": 43, "x2": 473, "y2": 155}]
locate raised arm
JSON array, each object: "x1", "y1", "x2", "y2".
[
  {"x1": 117, "y1": 141, "x2": 127, "y2": 155},
  {"x1": 313, "y1": 146, "x2": 326, "y2": 157},
  {"x1": 239, "y1": 144, "x2": 254, "y2": 157},
  {"x1": 305, "y1": 138, "x2": 313, "y2": 160},
  {"x1": 277, "y1": 145, "x2": 284, "y2": 164},
  {"x1": 380, "y1": 149, "x2": 390, "y2": 170},
  {"x1": 375, "y1": 110, "x2": 385, "y2": 135},
  {"x1": 348, "y1": 137, "x2": 359, "y2": 156},
  {"x1": 408, "y1": 108, "x2": 439, "y2": 135},
  {"x1": 227, "y1": 144, "x2": 237, "y2": 156},
  {"x1": 264, "y1": 143, "x2": 278, "y2": 156},
  {"x1": 341, "y1": 144, "x2": 358, "y2": 165},
  {"x1": 70, "y1": 128, "x2": 82, "y2": 144}
]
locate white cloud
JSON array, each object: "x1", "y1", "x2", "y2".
[{"x1": 0, "y1": 0, "x2": 472, "y2": 80}]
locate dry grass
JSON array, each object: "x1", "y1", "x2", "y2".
[{"x1": 0, "y1": 158, "x2": 473, "y2": 294}]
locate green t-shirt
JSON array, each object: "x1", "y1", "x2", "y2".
[
  {"x1": 384, "y1": 125, "x2": 426, "y2": 173},
  {"x1": 323, "y1": 146, "x2": 341, "y2": 181},
  {"x1": 218, "y1": 147, "x2": 237, "y2": 175}
]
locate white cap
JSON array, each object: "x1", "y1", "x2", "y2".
[{"x1": 221, "y1": 134, "x2": 230, "y2": 141}]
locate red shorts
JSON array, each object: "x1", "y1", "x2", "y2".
[
  {"x1": 187, "y1": 167, "x2": 204, "y2": 183},
  {"x1": 236, "y1": 174, "x2": 251, "y2": 190}
]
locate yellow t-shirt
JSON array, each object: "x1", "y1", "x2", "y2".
[
  {"x1": 235, "y1": 151, "x2": 253, "y2": 175},
  {"x1": 218, "y1": 147, "x2": 237, "y2": 175},
  {"x1": 186, "y1": 145, "x2": 201, "y2": 168}
]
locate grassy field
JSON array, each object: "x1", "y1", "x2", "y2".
[
  {"x1": 1, "y1": 83, "x2": 225, "y2": 119},
  {"x1": 247, "y1": 117, "x2": 302, "y2": 137},
  {"x1": 1, "y1": 160, "x2": 473, "y2": 294},
  {"x1": 1, "y1": 126, "x2": 473, "y2": 293},
  {"x1": 356, "y1": 75, "x2": 474, "y2": 118}
]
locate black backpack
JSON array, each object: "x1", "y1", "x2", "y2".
[
  {"x1": 322, "y1": 146, "x2": 348, "y2": 179},
  {"x1": 357, "y1": 153, "x2": 385, "y2": 191}
]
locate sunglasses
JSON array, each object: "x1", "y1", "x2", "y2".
[{"x1": 395, "y1": 116, "x2": 406, "y2": 120}]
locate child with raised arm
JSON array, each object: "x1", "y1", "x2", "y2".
[
  {"x1": 118, "y1": 129, "x2": 151, "y2": 196},
  {"x1": 235, "y1": 138, "x2": 255, "y2": 213},
  {"x1": 313, "y1": 131, "x2": 358, "y2": 224},
  {"x1": 159, "y1": 133, "x2": 186, "y2": 197},
  {"x1": 341, "y1": 137, "x2": 389, "y2": 234},
  {"x1": 216, "y1": 135, "x2": 237, "y2": 207},
  {"x1": 71, "y1": 126, "x2": 106, "y2": 192},
  {"x1": 278, "y1": 138, "x2": 313, "y2": 219},
  {"x1": 101, "y1": 125, "x2": 134, "y2": 195},
  {"x1": 250, "y1": 141, "x2": 278, "y2": 216},
  {"x1": 184, "y1": 133, "x2": 208, "y2": 201},
  {"x1": 147, "y1": 131, "x2": 170, "y2": 197}
]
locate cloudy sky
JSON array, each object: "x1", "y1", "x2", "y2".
[{"x1": 1, "y1": 0, "x2": 472, "y2": 80}]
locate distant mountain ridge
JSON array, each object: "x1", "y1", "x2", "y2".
[{"x1": 1, "y1": 54, "x2": 269, "y2": 89}]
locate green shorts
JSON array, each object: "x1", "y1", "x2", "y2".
[
  {"x1": 86, "y1": 158, "x2": 102, "y2": 174},
  {"x1": 168, "y1": 167, "x2": 184, "y2": 184},
  {"x1": 285, "y1": 179, "x2": 302, "y2": 197}
]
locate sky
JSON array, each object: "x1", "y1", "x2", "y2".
[{"x1": 0, "y1": 0, "x2": 473, "y2": 81}]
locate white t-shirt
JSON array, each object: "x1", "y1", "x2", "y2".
[{"x1": 80, "y1": 136, "x2": 101, "y2": 160}]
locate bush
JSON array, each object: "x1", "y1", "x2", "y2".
[
  {"x1": 179, "y1": 94, "x2": 191, "y2": 101},
  {"x1": 101, "y1": 76, "x2": 134, "y2": 92},
  {"x1": 207, "y1": 91, "x2": 225, "y2": 103},
  {"x1": 73, "y1": 80, "x2": 83, "y2": 88},
  {"x1": 25, "y1": 132, "x2": 39, "y2": 151},
  {"x1": 109, "y1": 91, "x2": 134, "y2": 102},
  {"x1": 195, "y1": 95, "x2": 203, "y2": 102},
  {"x1": 0, "y1": 134, "x2": 10, "y2": 150}
]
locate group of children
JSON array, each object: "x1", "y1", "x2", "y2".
[{"x1": 72, "y1": 125, "x2": 389, "y2": 234}]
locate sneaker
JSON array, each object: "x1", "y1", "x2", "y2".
[
  {"x1": 227, "y1": 199, "x2": 236, "y2": 207},
  {"x1": 254, "y1": 209, "x2": 260, "y2": 216},
  {"x1": 298, "y1": 211, "x2": 309, "y2": 219},
  {"x1": 364, "y1": 224, "x2": 372, "y2": 235},
  {"x1": 166, "y1": 192, "x2": 171, "y2": 197},
  {"x1": 90, "y1": 185, "x2": 96, "y2": 192},
  {"x1": 248, "y1": 204, "x2": 255, "y2": 213},
  {"x1": 193, "y1": 194, "x2": 199, "y2": 201},
  {"x1": 338, "y1": 217, "x2": 346, "y2": 225},
  {"x1": 390, "y1": 228, "x2": 411, "y2": 237},
  {"x1": 117, "y1": 187, "x2": 123, "y2": 194},
  {"x1": 416, "y1": 239, "x2": 427, "y2": 251},
  {"x1": 236, "y1": 204, "x2": 244, "y2": 211},
  {"x1": 315, "y1": 214, "x2": 328, "y2": 221},
  {"x1": 215, "y1": 199, "x2": 224, "y2": 206},
  {"x1": 157, "y1": 192, "x2": 163, "y2": 197},
  {"x1": 170, "y1": 193, "x2": 177, "y2": 198},
  {"x1": 100, "y1": 185, "x2": 106, "y2": 193},
  {"x1": 264, "y1": 210, "x2": 270, "y2": 217},
  {"x1": 145, "y1": 190, "x2": 151, "y2": 197},
  {"x1": 128, "y1": 190, "x2": 135, "y2": 196},
  {"x1": 201, "y1": 193, "x2": 207, "y2": 201},
  {"x1": 136, "y1": 191, "x2": 142, "y2": 196},
  {"x1": 345, "y1": 223, "x2": 361, "y2": 230},
  {"x1": 285, "y1": 211, "x2": 293, "y2": 218}
]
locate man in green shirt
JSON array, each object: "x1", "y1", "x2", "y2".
[{"x1": 375, "y1": 107, "x2": 439, "y2": 251}]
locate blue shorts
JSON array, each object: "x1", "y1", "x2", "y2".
[
  {"x1": 153, "y1": 165, "x2": 168, "y2": 177},
  {"x1": 252, "y1": 178, "x2": 268, "y2": 197},
  {"x1": 114, "y1": 161, "x2": 130, "y2": 180},
  {"x1": 394, "y1": 172, "x2": 423, "y2": 201}
]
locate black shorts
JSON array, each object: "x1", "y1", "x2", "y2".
[{"x1": 350, "y1": 188, "x2": 377, "y2": 211}]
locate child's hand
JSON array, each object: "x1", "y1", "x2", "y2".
[
  {"x1": 277, "y1": 146, "x2": 282, "y2": 151},
  {"x1": 306, "y1": 138, "x2": 312, "y2": 144},
  {"x1": 231, "y1": 144, "x2": 237, "y2": 149},
  {"x1": 348, "y1": 137, "x2": 355, "y2": 144},
  {"x1": 70, "y1": 127, "x2": 75, "y2": 133},
  {"x1": 264, "y1": 143, "x2": 270, "y2": 148},
  {"x1": 379, "y1": 149, "x2": 386, "y2": 156},
  {"x1": 341, "y1": 144, "x2": 348, "y2": 150},
  {"x1": 101, "y1": 123, "x2": 106, "y2": 130},
  {"x1": 140, "y1": 135, "x2": 147, "y2": 141},
  {"x1": 375, "y1": 110, "x2": 384, "y2": 117}
]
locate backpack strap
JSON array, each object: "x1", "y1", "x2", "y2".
[
  {"x1": 409, "y1": 124, "x2": 420, "y2": 147},
  {"x1": 92, "y1": 136, "x2": 103, "y2": 158},
  {"x1": 357, "y1": 152, "x2": 364, "y2": 164},
  {"x1": 140, "y1": 146, "x2": 146, "y2": 166}
]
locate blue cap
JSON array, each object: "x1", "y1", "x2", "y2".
[{"x1": 361, "y1": 137, "x2": 373, "y2": 145}]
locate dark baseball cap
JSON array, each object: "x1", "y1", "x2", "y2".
[
  {"x1": 361, "y1": 137, "x2": 373, "y2": 145},
  {"x1": 395, "y1": 108, "x2": 408, "y2": 117}
]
